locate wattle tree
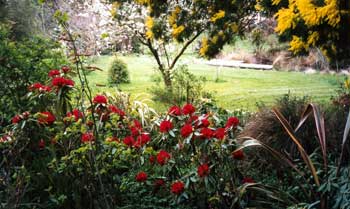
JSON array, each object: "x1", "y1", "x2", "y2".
[{"x1": 109, "y1": 0, "x2": 256, "y2": 89}]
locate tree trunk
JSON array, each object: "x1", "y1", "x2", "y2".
[{"x1": 162, "y1": 68, "x2": 172, "y2": 92}]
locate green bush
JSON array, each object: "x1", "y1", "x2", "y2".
[
  {"x1": 108, "y1": 57, "x2": 130, "y2": 85},
  {"x1": 150, "y1": 65, "x2": 210, "y2": 105},
  {"x1": 0, "y1": 23, "x2": 68, "y2": 130}
]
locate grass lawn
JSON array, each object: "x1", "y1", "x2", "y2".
[{"x1": 84, "y1": 54, "x2": 343, "y2": 111}]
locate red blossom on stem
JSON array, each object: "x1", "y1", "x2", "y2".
[
  {"x1": 214, "y1": 128, "x2": 225, "y2": 140},
  {"x1": 38, "y1": 111, "x2": 56, "y2": 125},
  {"x1": 232, "y1": 150, "x2": 244, "y2": 160},
  {"x1": 225, "y1": 117, "x2": 239, "y2": 128},
  {"x1": 12, "y1": 115, "x2": 21, "y2": 124},
  {"x1": 157, "y1": 150, "x2": 171, "y2": 165},
  {"x1": 108, "y1": 105, "x2": 125, "y2": 117},
  {"x1": 197, "y1": 163, "x2": 210, "y2": 177},
  {"x1": 123, "y1": 136, "x2": 135, "y2": 147},
  {"x1": 242, "y1": 177, "x2": 255, "y2": 184},
  {"x1": 93, "y1": 95, "x2": 108, "y2": 104},
  {"x1": 81, "y1": 132, "x2": 95, "y2": 143},
  {"x1": 200, "y1": 127, "x2": 214, "y2": 139},
  {"x1": 171, "y1": 181, "x2": 185, "y2": 195},
  {"x1": 159, "y1": 120, "x2": 173, "y2": 133},
  {"x1": 181, "y1": 124, "x2": 193, "y2": 138},
  {"x1": 61, "y1": 66, "x2": 70, "y2": 73},
  {"x1": 182, "y1": 103, "x2": 195, "y2": 115},
  {"x1": 135, "y1": 171, "x2": 148, "y2": 182},
  {"x1": 168, "y1": 106, "x2": 182, "y2": 116},
  {"x1": 48, "y1": 69, "x2": 60, "y2": 77}
]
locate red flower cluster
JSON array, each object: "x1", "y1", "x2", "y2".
[
  {"x1": 171, "y1": 181, "x2": 184, "y2": 195},
  {"x1": 200, "y1": 127, "x2": 214, "y2": 139},
  {"x1": 129, "y1": 119, "x2": 142, "y2": 136},
  {"x1": 12, "y1": 115, "x2": 22, "y2": 124},
  {"x1": 159, "y1": 120, "x2": 173, "y2": 133},
  {"x1": 48, "y1": 69, "x2": 60, "y2": 77},
  {"x1": 61, "y1": 66, "x2": 70, "y2": 73},
  {"x1": 232, "y1": 150, "x2": 244, "y2": 160},
  {"x1": 226, "y1": 117, "x2": 239, "y2": 128},
  {"x1": 242, "y1": 177, "x2": 255, "y2": 184},
  {"x1": 200, "y1": 118, "x2": 210, "y2": 127},
  {"x1": 123, "y1": 136, "x2": 135, "y2": 147},
  {"x1": 81, "y1": 132, "x2": 95, "y2": 143},
  {"x1": 214, "y1": 128, "x2": 225, "y2": 140},
  {"x1": 66, "y1": 109, "x2": 83, "y2": 122},
  {"x1": 197, "y1": 163, "x2": 210, "y2": 177},
  {"x1": 133, "y1": 133, "x2": 151, "y2": 148},
  {"x1": 168, "y1": 106, "x2": 182, "y2": 116},
  {"x1": 157, "y1": 150, "x2": 171, "y2": 165},
  {"x1": 38, "y1": 139, "x2": 45, "y2": 149},
  {"x1": 38, "y1": 111, "x2": 56, "y2": 125},
  {"x1": 29, "y1": 82, "x2": 51, "y2": 92},
  {"x1": 93, "y1": 95, "x2": 108, "y2": 104},
  {"x1": 182, "y1": 103, "x2": 195, "y2": 115},
  {"x1": 108, "y1": 105, "x2": 125, "y2": 117},
  {"x1": 52, "y1": 77, "x2": 74, "y2": 87},
  {"x1": 181, "y1": 124, "x2": 193, "y2": 138},
  {"x1": 135, "y1": 171, "x2": 148, "y2": 182}
]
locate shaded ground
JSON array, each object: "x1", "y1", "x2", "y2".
[{"x1": 85, "y1": 54, "x2": 343, "y2": 111}]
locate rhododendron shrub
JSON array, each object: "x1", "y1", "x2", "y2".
[{"x1": 0, "y1": 65, "x2": 254, "y2": 208}]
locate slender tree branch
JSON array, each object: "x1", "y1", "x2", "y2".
[{"x1": 169, "y1": 30, "x2": 203, "y2": 70}]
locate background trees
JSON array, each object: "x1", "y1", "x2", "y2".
[{"x1": 110, "y1": 0, "x2": 256, "y2": 89}]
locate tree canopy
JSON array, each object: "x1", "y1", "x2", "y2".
[{"x1": 110, "y1": 0, "x2": 256, "y2": 87}]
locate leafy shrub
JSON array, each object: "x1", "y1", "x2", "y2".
[
  {"x1": 108, "y1": 57, "x2": 130, "y2": 85},
  {"x1": 2, "y1": 68, "x2": 269, "y2": 209},
  {"x1": 0, "y1": 23, "x2": 68, "y2": 130},
  {"x1": 150, "y1": 65, "x2": 210, "y2": 105}
]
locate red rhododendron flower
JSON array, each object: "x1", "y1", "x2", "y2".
[
  {"x1": 38, "y1": 111, "x2": 56, "y2": 125},
  {"x1": 197, "y1": 163, "x2": 210, "y2": 177},
  {"x1": 61, "y1": 66, "x2": 70, "y2": 73},
  {"x1": 48, "y1": 69, "x2": 60, "y2": 77},
  {"x1": 200, "y1": 127, "x2": 214, "y2": 139},
  {"x1": 182, "y1": 103, "x2": 195, "y2": 115},
  {"x1": 52, "y1": 77, "x2": 74, "y2": 88},
  {"x1": 67, "y1": 109, "x2": 83, "y2": 122},
  {"x1": 159, "y1": 120, "x2": 173, "y2": 133},
  {"x1": 135, "y1": 171, "x2": 148, "y2": 182},
  {"x1": 154, "y1": 179, "x2": 165, "y2": 187},
  {"x1": 168, "y1": 106, "x2": 182, "y2": 116},
  {"x1": 133, "y1": 119, "x2": 142, "y2": 129},
  {"x1": 232, "y1": 150, "x2": 244, "y2": 160},
  {"x1": 242, "y1": 177, "x2": 255, "y2": 184},
  {"x1": 171, "y1": 181, "x2": 184, "y2": 195},
  {"x1": 129, "y1": 120, "x2": 142, "y2": 136},
  {"x1": 149, "y1": 155, "x2": 155, "y2": 164},
  {"x1": 29, "y1": 83, "x2": 51, "y2": 92},
  {"x1": 22, "y1": 111, "x2": 30, "y2": 119},
  {"x1": 38, "y1": 139, "x2": 45, "y2": 149},
  {"x1": 81, "y1": 132, "x2": 95, "y2": 143},
  {"x1": 187, "y1": 115, "x2": 199, "y2": 126},
  {"x1": 201, "y1": 118, "x2": 210, "y2": 127},
  {"x1": 157, "y1": 150, "x2": 171, "y2": 165},
  {"x1": 134, "y1": 133, "x2": 151, "y2": 148},
  {"x1": 12, "y1": 115, "x2": 21, "y2": 124},
  {"x1": 225, "y1": 117, "x2": 239, "y2": 128},
  {"x1": 181, "y1": 124, "x2": 193, "y2": 138},
  {"x1": 108, "y1": 105, "x2": 125, "y2": 117},
  {"x1": 93, "y1": 95, "x2": 108, "y2": 104},
  {"x1": 123, "y1": 136, "x2": 135, "y2": 147},
  {"x1": 214, "y1": 128, "x2": 225, "y2": 140}
]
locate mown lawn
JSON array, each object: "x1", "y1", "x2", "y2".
[{"x1": 84, "y1": 54, "x2": 343, "y2": 111}]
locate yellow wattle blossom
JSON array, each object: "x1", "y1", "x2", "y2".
[
  {"x1": 199, "y1": 37, "x2": 209, "y2": 56},
  {"x1": 289, "y1": 35, "x2": 307, "y2": 54},
  {"x1": 344, "y1": 79, "x2": 350, "y2": 89},
  {"x1": 135, "y1": 0, "x2": 150, "y2": 5},
  {"x1": 272, "y1": 0, "x2": 282, "y2": 5},
  {"x1": 211, "y1": 35, "x2": 219, "y2": 44},
  {"x1": 210, "y1": 10, "x2": 225, "y2": 22},
  {"x1": 230, "y1": 22, "x2": 239, "y2": 33},
  {"x1": 110, "y1": 2, "x2": 120, "y2": 17},
  {"x1": 145, "y1": 16, "x2": 154, "y2": 39},
  {"x1": 172, "y1": 24, "x2": 185, "y2": 39},
  {"x1": 255, "y1": 0, "x2": 263, "y2": 11},
  {"x1": 307, "y1": 31, "x2": 319, "y2": 46},
  {"x1": 169, "y1": 6, "x2": 181, "y2": 25},
  {"x1": 275, "y1": 5, "x2": 297, "y2": 34}
]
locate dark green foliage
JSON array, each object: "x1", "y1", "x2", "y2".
[
  {"x1": 108, "y1": 57, "x2": 130, "y2": 85},
  {"x1": 0, "y1": 24, "x2": 67, "y2": 130}
]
